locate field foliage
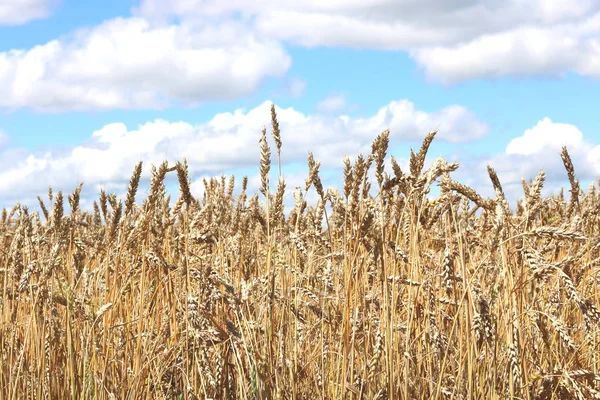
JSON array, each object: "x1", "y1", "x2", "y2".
[{"x1": 1, "y1": 106, "x2": 599, "y2": 399}]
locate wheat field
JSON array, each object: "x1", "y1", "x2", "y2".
[{"x1": 1, "y1": 105, "x2": 599, "y2": 399}]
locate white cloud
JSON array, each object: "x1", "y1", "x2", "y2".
[
  {"x1": 2, "y1": 0, "x2": 598, "y2": 112},
  {"x1": 0, "y1": 99, "x2": 487, "y2": 206},
  {"x1": 505, "y1": 118, "x2": 584, "y2": 156},
  {"x1": 0, "y1": 17, "x2": 290, "y2": 111},
  {"x1": 316, "y1": 94, "x2": 347, "y2": 113},
  {"x1": 410, "y1": 26, "x2": 599, "y2": 83},
  {"x1": 499, "y1": 118, "x2": 600, "y2": 181},
  {"x1": 0, "y1": 0, "x2": 53, "y2": 25},
  {"x1": 461, "y1": 118, "x2": 600, "y2": 202},
  {"x1": 135, "y1": 0, "x2": 600, "y2": 84}
]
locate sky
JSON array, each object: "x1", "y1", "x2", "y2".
[{"x1": 0, "y1": 0, "x2": 599, "y2": 212}]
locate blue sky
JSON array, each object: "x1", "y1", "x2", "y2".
[{"x1": 0, "y1": 0, "x2": 599, "y2": 210}]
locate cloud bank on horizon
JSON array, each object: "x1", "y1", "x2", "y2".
[{"x1": 0, "y1": 0, "x2": 598, "y2": 210}]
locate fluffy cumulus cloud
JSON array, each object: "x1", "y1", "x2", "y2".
[
  {"x1": 0, "y1": 100, "x2": 487, "y2": 206},
  {"x1": 1, "y1": 0, "x2": 598, "y2": 111},
  {"x1": 0, "y1": 17, "x2": 290, "y2": 111},
  {"x1": 136, "y1": 0, "x2": 600, "y2": 84},
  {"x1": 0, "y1": 0, "x2": 53, "y2": 25},
  {"x1": 410, "y1": 25, "x2": 600, "y2": 84},
  {"x1": 461, "y1": 118, "x2": 600, "y2": 202},
  {"x1": 504, "y1": 118, "x2": 585, "y2": 156}
]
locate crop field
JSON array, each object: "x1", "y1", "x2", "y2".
[{"x1": 1, "y1": 106, "x2": 599, "y2": 399}]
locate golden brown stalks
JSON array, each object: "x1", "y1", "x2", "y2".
[{"x1": 0, "y1": 112, "x2": 599, "y2": 400}]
